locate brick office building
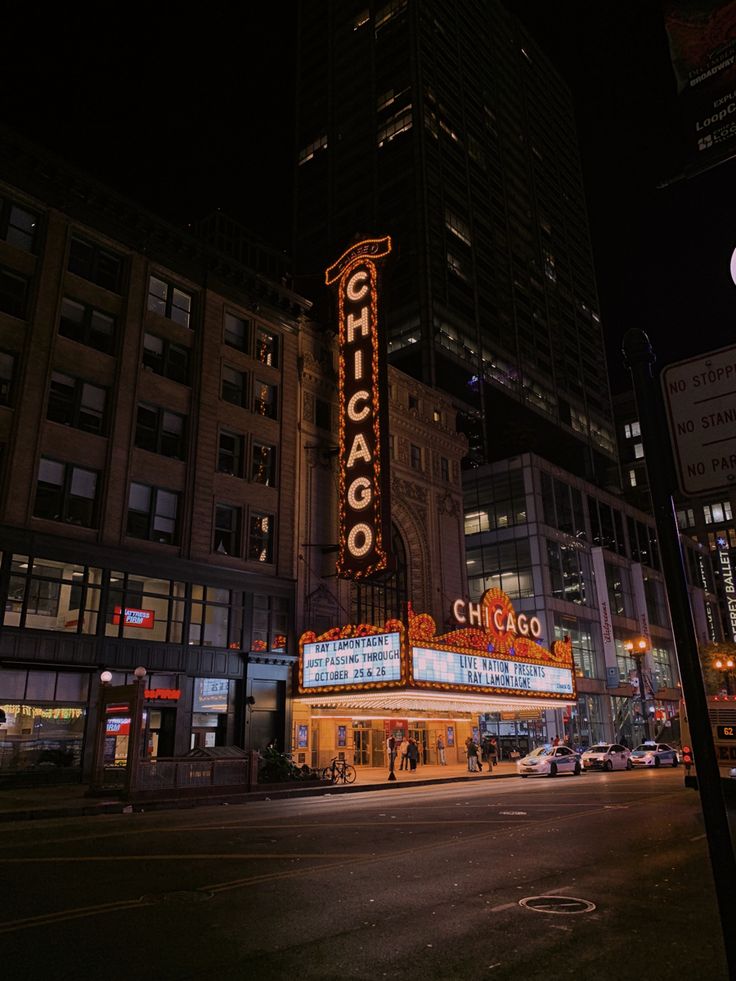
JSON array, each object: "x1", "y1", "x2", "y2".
[{"x1": 0, "y1": 132, "x2": 311, "y2": 783}]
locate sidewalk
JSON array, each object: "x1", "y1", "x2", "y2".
[{"x1": 0, "y1": 761, "x2": 520, "y2": 823}]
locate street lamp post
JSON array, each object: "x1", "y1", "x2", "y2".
[
  {"x1": 713, "y1": 656, "x2": 735, "y2": 695},
  {"x1": 625, "y1": 637, "x2": 652, "y2": 741}
]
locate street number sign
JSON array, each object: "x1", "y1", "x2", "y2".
[{"x1": 661, "y1": 344, "x2": 736, "y2": 495}]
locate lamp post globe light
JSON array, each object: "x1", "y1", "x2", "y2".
[
  {"x1": 625, "y1": 637, "x2": 653, "y2": 740},
  {"x1": 713, "y1": 656, "x2": 735, "y2": 695}
]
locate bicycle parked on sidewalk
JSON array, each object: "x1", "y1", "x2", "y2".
[{"x1": 321, "y1": 757, "x2": 357, "y2": 784}]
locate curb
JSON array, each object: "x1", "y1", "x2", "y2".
[{"x1": 0, "y1": 771, "x2": 520, "y2": 823}]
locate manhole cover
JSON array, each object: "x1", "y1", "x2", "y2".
[{"x1": 519, "y1": 895, "x2": 595, "y2": 915}]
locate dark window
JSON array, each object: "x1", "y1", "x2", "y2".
[
  {"x1": 254, "y1": 380, "x2": 277, "y2": 419},
  {"x1": 0, "y1": 266, "x2": 28, "y2": 318},
  {"x1": 68, "y1": 237, "x2": 122, "y2": 292},
  {"x1": 222, "y1": 365, "x2": 247, "y2": 407},
  {"x1": 251, "y1": 442, "x2": 276, "y2": 485},
  {"x1": 142, "y1": 333, "x2": 190, "y2": 384},
  {"x1": 440, "y1": 457, "x2": 449, "y2": 482},
  {"x1": 256, "y1": 326, "x2": 279, "y2": 367},
  {"x1": 59, "y1": 297, "x2": 115, "y2": 354},
  {"x1": 126, "y1": 482, "x2": 179, "y2": 544},
  {"x1": 410, "y1": 444, "x2": 422, "y2": 470},
  {"x1": 218, "y1": 430, "x2": 245, "y2": 477},
  {"x1": 47, "y1": 371, "x2": 107, "y2": 435},
  {"x1": 315, "y1": 398, "x2": 331, "y2": 431},
  {"x1": 34, "y1": 458, "x2": 99, "y2": 527},
  {"x1": 224, "y1": 312, "x2": 250, "y2": 351},
  {"x1": 147, "y1": 275, "x2": 192, "y2": 329},
  {"x1": 0, "y1": 351, "x2": 15, "y2": 405},
  {"x1": 134, "y1": 404, "x2": 186, "y2": 459},
  {"x1": 1, "y1": 199, "x2": 38, "y2": 252},
  {"x1": 248, "y1": 511, "x2": 274, "y2": 563},
  {"x1": 214, "y1": 504, "x2": 242, "y2": 556}
]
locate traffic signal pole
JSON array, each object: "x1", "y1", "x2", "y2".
[{"x1": 623, "y1": 329, "x2": 736, "y2": 976}]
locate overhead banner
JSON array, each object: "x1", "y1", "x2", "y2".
[
  {"x1": 664, "y1": 1, "x2": 736, "y2": 174},
  {"x1": 325, "y1": 236, "x2": 392, "y2": 581},
  {"x1": 297, "y1": 589, "x2": 576, "y2": 703}
]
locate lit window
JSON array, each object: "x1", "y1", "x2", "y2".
[
  {"x1": 377, "y1": 107, "x2": 412, "y2": 146},
  {"x1": 298, "y1": 134, "x2": 328, "y2": 165},
  {"x1": 628, "y1": 469, "x2": 637, "y2": 487},
  {"x1": 147, "y1": 276, "x2": 192, "y2": 329},
  {"x1": 703, "y1": 501, "x2": 733, "y2": 524},
  {"x1": 445, "y1": 209, "x2": 471, "y2": 246},
  {"x1": 633, "y1": 443, "x2": 644, "y2": 459},
  {"x1": 248, "y1": 512, "x2": 274, "y2": 563}
]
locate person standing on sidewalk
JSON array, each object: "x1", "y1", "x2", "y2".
[
  {"x1": 489, "y1": 736, "x2": 499, "y2": 770},
  {"x1": 436, "y1": 734, "x2": 446, "y2": 765},
  {"x1": 407, "y1": 737, "x2": 419, "y2": 771},
  {"x1": 399, "y1": 737, "x2": 409, "y2": 770},
  {"x1": 466, "y1": 738, "x2": 479, "y2": 772}
]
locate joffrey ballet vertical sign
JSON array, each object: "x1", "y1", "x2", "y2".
[{"x1": 325, "y1": 237, "x2": 392, "y2": 579}]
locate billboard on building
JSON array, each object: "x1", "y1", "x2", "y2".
[
  {"x1": 325, "y1": 236, "x2": 392, "y2": 580},
  {"x1": 664, "y1": 1, "x2": 736, "y2": 174}
]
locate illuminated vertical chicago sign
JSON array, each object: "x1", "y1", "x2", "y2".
[{"x1": 325, "y1": 236, "x2": 392, "y2": 580}]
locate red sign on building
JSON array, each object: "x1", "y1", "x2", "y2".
[{"x1": 112, "y1": 606, "x2": 156, "y2": 629}]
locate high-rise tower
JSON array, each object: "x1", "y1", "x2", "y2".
[{"x1": 294, "y1": 0, "x2": 617, "y2": 484}]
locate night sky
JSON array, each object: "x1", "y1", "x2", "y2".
[{"x1": 1, "y1": 3, "x2": 734, "y2": 392}]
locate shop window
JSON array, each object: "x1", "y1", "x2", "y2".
[
  {"x1": 222, "y1": 365, "x2": 248, "y2": 407},
  {"x1": 224, "y1": 312, "x2": 250, "y2": 351},
  {"x1": 126, "y1": 483, "x2": 179, "y2": 545},
  {"x1": 256, "y1": 327, "x2": 279, "y2": 367},
  {"x1": 68, "y1": 236, "x2": 122, "y2": 292},
  {"x1": 0, "y1": 350, "x2": 15, "y2": 405},
  {"x1": 47, "y1": 372, "x2": 108, "y2": 435},
  {"x1": 147, "y1": 275, "x2": 192, "y2": 328},
  {"x1": 248, "y1": 512, "x2": 274, "y2": 563},
  {"x1": 218, "y1": 429, "x2": 245, "y2": 477},
  {"x1": 59, "y1": 297, "x2": 116, "y2": 354},
  {"x1": 251, "y1": 442, "x2": 276, "y2": 485},
  {"x1": 0, "y1": 197, "x2": 38, "y2": 252},
  {"x1": 142, "y1": 332, "x2": 190, "y2": 385},
  {"x1": 0, "y1": 266, "x2": 29, "y2": 319},
  {"x1": 134, "y1": 404, "x2": 186, "y2": 460},
  {"x1": 34, "y1": 458, "x2": 99, "y2": 527},
  {"x1": 214, "y1": 504, "x2": 242, "y2": 557},
  {"x1": 254, "y1": 380, "x2": 278, "y2": 419}
]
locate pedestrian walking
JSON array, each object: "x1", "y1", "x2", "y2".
[
  {"x1": 488, "y1": 736, "x2": 499, "y2": 769},
  {"x1": 466, "y1": 738, "x2": 479, "y2": 772},
  {"x1": 436, "y1": 734, "x2": 446, "y2": 765}
]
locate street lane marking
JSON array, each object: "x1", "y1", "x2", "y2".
[{"x1": 690, "y1": 833, "x2": 706, "y2": 842}]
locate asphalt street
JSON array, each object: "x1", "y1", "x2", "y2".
[{"x1": 1, "y1": 770, "x2": 731, "y2": 981}]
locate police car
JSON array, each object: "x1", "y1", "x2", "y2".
[{"x1": 630, "y1": 742, "x2": 679, "y2": 768}]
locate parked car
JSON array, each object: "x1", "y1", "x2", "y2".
[
  {"x1": 630, "y1": 742, "x2": 679, "y2": 768},
  {"x1": 581, "y1": 744, "x2": 632, "y2": 772},
  {"x1": 517, "y1": 745, "x2": 581, "y2": 777}
]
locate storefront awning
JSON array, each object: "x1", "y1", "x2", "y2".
[{"x1": 294, "y1": 689, "x2": 575, "y2": 715}]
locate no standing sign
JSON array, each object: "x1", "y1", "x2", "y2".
[{"x1": 661, "y1": 344, "x2": 736, "y2": 496}]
